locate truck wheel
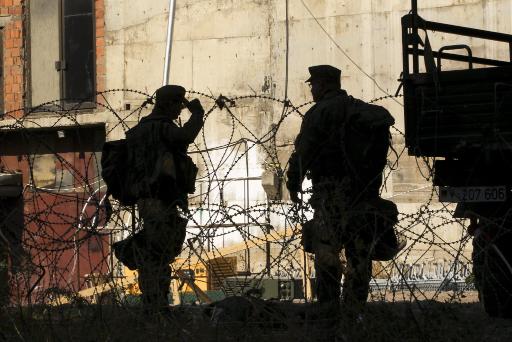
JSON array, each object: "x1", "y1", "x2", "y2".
[{"x1": 472, "y1": 232, "x2": 512, "y2": 318}]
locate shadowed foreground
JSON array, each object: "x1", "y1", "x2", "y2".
[{"x1": 1, "y1": 296, "x2": 512, "y2": 342}]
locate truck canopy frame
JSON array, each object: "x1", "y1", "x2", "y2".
[{"x1": 401, "y1": 9, "x2": 512, "y2": 158}]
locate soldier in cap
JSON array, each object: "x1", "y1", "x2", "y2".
[
  {"x1": 286, "y1": 65, "x2": 376, "y2": 313},
  {"x1": 121, "y1": 85, "x2": 204, "y2": 315}
]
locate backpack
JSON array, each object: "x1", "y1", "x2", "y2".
[
  {"x1": 341, "y1": 97, "x2": 405, "y2": 260},
  {"x1": 126, "y1": 119, "x2": 199, "y2": 200},
  {"x1": 101, "y1": 139, "x2": 137, "y2": 206},
  {"x1": 341, "y1": 97, "x2": 395, "y2": 195}
]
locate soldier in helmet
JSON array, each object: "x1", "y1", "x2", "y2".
[
  {"x1": 115, "y1": 85, "x2": 204, "y2": 315},
  {"x1": 286, "y1": 65, "x2": 380, "y2": 313}
]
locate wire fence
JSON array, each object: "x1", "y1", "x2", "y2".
[{"x1": 0, "y1": 88, "x2": 501, "y2": 341}]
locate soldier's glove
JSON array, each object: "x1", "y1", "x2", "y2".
[
  {"x1": 290, "y1": 190, "x2": 301, "y2": 204},
  {"x1": 187, "y1": 98, "x2": 204, "y2": 114}
]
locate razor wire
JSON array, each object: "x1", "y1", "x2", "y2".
[{"x1": 0, "y1": 88, "x2": 480, "y2": 310}]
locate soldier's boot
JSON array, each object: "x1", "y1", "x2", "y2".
[{"x1": 139, "y1": 262, "x2": 172, "y2": 316}]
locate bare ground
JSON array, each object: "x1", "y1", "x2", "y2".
[{"x1": 1, "y1": 293, "x2": 511, "y2": 342}]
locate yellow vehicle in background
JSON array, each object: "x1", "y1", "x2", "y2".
[
  {"x1": 52, "y1": 229, "x2": 302, "y2": 306},
  {"x1": 123, "y1": 255, "x2": 237, "y2": 305}
]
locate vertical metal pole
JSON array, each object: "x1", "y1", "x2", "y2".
[
  {"x1": 284, "y1": 0, "x2": 289, "y2": 100},
  {"x1": 402, "y1": 18, "x2": 409, "y2": 79},
  {"x1": 412, "y1": 0, "x2": 417, "y2": 16},
  {"x1": 412, "y1": 0, "x2": 419, "y2": 73},
  {"x1": 109, "y1": 231, "x2": 114, "y2": 278},
  {"x1": 245, "y1": 140, "x2": 251, "y2": 273},
  {"x1": 76, "y1": 194, "x2": 81, "y2": 291},
  {"x1": 163, "y1": 0, "x2": 177, "y2": 85},
  {"x1": 265, "y1": 206, "x2": 271, "y2": 277}
]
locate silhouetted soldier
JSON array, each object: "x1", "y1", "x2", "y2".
[
  {"x1": 287, "y1": 65, "x2": 388, "y2": 313},
  {"x1": 117, "y1": 85, "x2": 204, "y2": 315}
]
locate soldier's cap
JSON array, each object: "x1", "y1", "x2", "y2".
[
  {"x1": 155, "y1": 85, "x2": 186, "y2": 104},
  {"x1": 306, "y1": 65, "x2": 341, "y2": 83}
]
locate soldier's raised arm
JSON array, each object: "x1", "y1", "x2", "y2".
[{"x1": 162, "y1": 98, "x2": 205, "y2": 145}]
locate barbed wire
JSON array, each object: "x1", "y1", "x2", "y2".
[{"x1": 0, "y1": 88, "x2": 505, "y2": 340}]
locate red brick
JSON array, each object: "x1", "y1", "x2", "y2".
[
  {"x1": 95, "y1": 18, "x2": 104, "y2": 28},
  {"x1": 6, "y1": 105, "x2": 18, "y2": 114},
  {"x1": 96, "y1": 45, "x2": 104, "y2": 56},
  {"x1": 5, "y1": 39, "x2": 13, "y2": 48},
  {"x1": 96, "y1": 26, "x2": 104, "y2": 38},
  {"x1": 5, "y1": 93, "x2": 14, "y2": 102},
  {"x1": 96, "y1": 77, "x2": 106, "y2": 93},
  {"x1": 4, "y1": 0, "x2": 12, "y2": 6},
  {"x1": 96, "y1": 8, "x2": 104, "y2": 18},
  {"x1": 96, "y1": 63, "x2": 105, "y2": 75},
  {"x1": 11, "y1": 83, "x2": 21, "y2": 93},
  {"x1": 9, "y1": 6, "x2": 22, "y2": 15}
]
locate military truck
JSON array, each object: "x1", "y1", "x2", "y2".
[{"x1": 401, "y1": 0, "x2": 512, "y2": 318}]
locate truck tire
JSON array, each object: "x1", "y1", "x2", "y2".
[{"x1": 472, "y1": 231, "x2": 512, "y2": 318}]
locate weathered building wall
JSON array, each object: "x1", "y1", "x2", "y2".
[
  {"x1": 3, "y1": 0, "x2": 509, "y2": 202},
  {"x1": 1, "y1": 0, "x2": 511, "y2": 276},
  {"x1": 0, "y1": 0, "x2": 110, "y2": 294},
  {"x1": 101, "y1": 0, "x2": 512, "y2": 181}
]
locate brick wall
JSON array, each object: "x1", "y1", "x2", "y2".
[
  {"x1": 0, "y1": 0, "x2": 106, "y2": 117},
  {"x1": 1, "y1": 0, "x2": 24, "y2": 116},
  {"x1": 95, "y1": 0, "x2": 106, "y2": 98}
]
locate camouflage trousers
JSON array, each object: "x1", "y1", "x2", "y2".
[
  {"x1": 136, "y1": 198, "x2": 187, "y2": 312},
  {"x1": 308, "y1": 179, "x2": 373, "y2": 308}
]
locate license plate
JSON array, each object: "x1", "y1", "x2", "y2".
[{"x1": 439, "y1": 186, "x2": 507, "y2": 203}]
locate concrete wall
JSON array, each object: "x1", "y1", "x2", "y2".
[
  {"x1": 4, "y1": 0, "x2": 512, "y2": 271},
  {"x1": 102, "y1": 0, "x2": 512, "y2": 122},
  {"x1": 101, "y1": 0, "x2": 512, "y2": 150}
]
